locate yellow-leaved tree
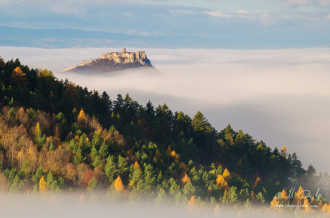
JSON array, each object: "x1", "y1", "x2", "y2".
[
  {"x1": 39, "y1": 176, "x2": 47, "y2": 193},
  {"x1": 216, "y1": 174, "x2": 228, "y2": 190},
  {"x1": 170, "y1": 150, "x2": 179, "y2": 162},
  {"x1": 322, "y1": 203, "x2": 328, "y2": 212},
  {"x1": 11, "y1": 66, "x2": 28, "y2": 86},
  {"x1": 133, "y1": 161, "x2": 140, "y2": 169},
  {"x1": 35, "y1": 122, "x2": 41, "y2": 136},
  {"x1": 77, "y1": 108, "x2": 87, "y2": 128},
  {"x1": 270, "y1": 196, "x2": 279, "y2": 209},
  {"x1": 188, "y1": 196, "x2": 196, "y2": 206},
  {"x1": 295, "y1": 186, "x2": 305, "y2": 204},
  {"x1": 280, "y1": 146, "x2": 287, "y2": 157},
  {"x1": 114, "y1": 175, "x2": 124, "y2": 191},
  {"x1": 280, "y1": 189, "x2": 288, "y2": 204},
  {"x1": 303, "y1": 198, "x2": 312, "y2": 212},
  {"x1": 223, "y1": 168, "x2": 231, "y2": 181}
]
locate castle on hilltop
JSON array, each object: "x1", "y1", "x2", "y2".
[
  {"x1": 98, "y1": 48, "x2": 148, "y2": 65},
  {"x1": 78, "y1": 48, "x2": 149, "y2": 68}
]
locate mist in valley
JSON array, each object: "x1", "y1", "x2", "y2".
[
  {"x1": 1, "y1": 46, "x2": 330, "y2": 176},
  {"x1": 0, "y1": 192, "x2": 296, "y2": 218}
]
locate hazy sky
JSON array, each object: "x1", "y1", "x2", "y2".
[{"x1": 1, "y1": 46, "x2": 329, "y2": 173}]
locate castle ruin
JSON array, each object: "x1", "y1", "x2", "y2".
[{"x1": 78, "y1": 48, "x2": 148, "y2": 66}]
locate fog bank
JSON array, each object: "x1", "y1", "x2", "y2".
[{"x1": 1, "y1": 47, "x2": 330, "y2": 173}]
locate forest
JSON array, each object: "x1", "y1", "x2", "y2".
[{"x1": 0, "y1": 57, "x2": 329, "y2": 215}]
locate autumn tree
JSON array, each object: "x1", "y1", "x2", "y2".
[
  {"x1": 188, "y1": 195, "x2": 196, "y2": 206},
  {"x1": 270, "y1": 196, "x2": 279, "y2": 209},
  {"x1": 303, "y1": 198, "x2": 312, "y2": 212},
  {"x1": 295, "y1": 186, "x2": 305, "y2": 204},
  {"x1": 181, "y1": 173, "x2": 190, "y2": 186},
  {"x1": 11, "y1": 67, "x2": 28, "y2": 87},
  {"x1": 216, "y1": 174, "x2": 228, "y2": 190},
  {"x1": 114, "y1": 175, "x2": 124, "y2": 191},
  {"x1": 251, "y1": 191, "x2": 256, "y2": 201},
  {"x1": 166, "y1": 145, "x2": 172, "y2": 156},
  {"x1": 322, "y1": 203, "x2": 328, "y2": 212},
  {"x1": 223, "y1": 168, "x2": 231, "y2": 181},
  {"x1": 39, "y1": 176, "x2": 47, "y2": 193},
  {"x1": 155, "y1": 149, "x2": 161, "y2": 160},
  {"x1": 77, "y1": 108, "x2": 87, "y2": 128},
  {"x1": 35, "y1": 122, "x2": 46, "y2": 150},
  {"x1": 170, "y1": 150, "x2": 179, "y2": 162},
  {"x1": 134, "y1": 161, "x2": 140, "y2": 170},
  {"x1": 253, "y1": 177, "x2": 260, "y2": 189},
  {"x1": 279, "y1": 189, "x2": 288, "y2": 204}
]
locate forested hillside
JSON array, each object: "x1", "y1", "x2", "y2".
[{"x1": 0, "y1": 57, "x2": 329, "y2": 214}]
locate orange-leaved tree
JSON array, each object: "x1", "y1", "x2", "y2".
[
  {"x1": 216, "y1": 174, "x2": 228, "y2": 190},
  {"x1": 181, "y1": 173, "x2": 190, "y2": 186},
  {"x1": 114, "y1": 175, "x2": 124, "y2": 191},
  {"x1": 270, "y1": 196, "x2": 279, "y2": 209}
]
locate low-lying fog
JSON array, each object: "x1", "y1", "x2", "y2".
[
  {"x1": 1, "y1": 47, "x2": 330, "y2": 174},
  {"x1": 0, "y1": 193, "x2": 291, "y2": 218}
]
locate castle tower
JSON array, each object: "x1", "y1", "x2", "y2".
[{"x1": 122, "y1": 48, "x2": 126, "y2": 53}]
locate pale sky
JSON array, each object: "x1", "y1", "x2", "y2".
[{"x1": 0, "y1": 0, "x2": 329, "y2": 48}]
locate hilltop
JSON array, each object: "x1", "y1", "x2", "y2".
[{"x1": 61, "y1": 48, "x2": 155, "y2": 73}]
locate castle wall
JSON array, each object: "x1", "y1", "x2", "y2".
[{"x1": 85, "y1": 49, "x2": 148, "y2": 66}]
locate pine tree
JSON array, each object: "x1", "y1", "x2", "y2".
[
  {"x1": 222, "y1": 186, "x2": 238, "y2": 204},
  {"x1": 87, "y1": 177, "x2": 98, "y2": 193},
  {"x1": 256, "y1": 192, "x2": 265, "y2": 204},
  {"x1": 155, "y1": 188, "x2": 166, "y2": 203},
  {"x1": 105, "y1": 155, "x2": 116, "y2": 184},
  {"x1": 10, "y1": 175, "x2": 24, "y2": 192},
  {"x1": 182, "y1": 182, "x2": 195, "y2": 197}
]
